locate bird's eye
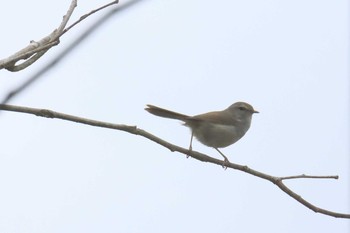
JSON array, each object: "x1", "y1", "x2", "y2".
[{"x1": 239, "y1": 107, "x2": 246, "y2": 111}]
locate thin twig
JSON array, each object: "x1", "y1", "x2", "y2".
[
  {"x1": 279, "y1": 174, "x2": 339, "y2": 180},
  {"x1": 62, "y1": 0, "x2": 119, "y2": 36},
  {"x1": 0, "y1": 104, "x2": 348, "y2": 219}
]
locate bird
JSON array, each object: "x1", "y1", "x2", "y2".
[{"x1": 145, "y1": 102, "x2": 258, "y2": 167}]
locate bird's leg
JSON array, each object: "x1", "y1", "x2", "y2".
[
  {"x1": 215, "y1": 148, "x2": 230, "y2": 169},
  {"x1": 187, "y1": 131, "x2": 194, "y2": 158}
]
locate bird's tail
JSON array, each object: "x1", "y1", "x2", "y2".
[{"x1": 145, "y1": 105, "x2": 189, "y2": 121}]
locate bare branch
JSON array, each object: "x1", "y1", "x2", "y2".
[
  {"x1": 0, "y1": 0, "x2": 143, "y2": 105},
  {"x1": 54, "y1": 0, "x2": 78, "y2": 38},
  {"x1": 0, "y1": 0, "x2": 78, "y2": 71},
  {"x1": 0, "y1": 104, "x2": 348, "y2": 219},
  {"x1": 0, "y1": 0, "x2": 119, "y2": 72}
]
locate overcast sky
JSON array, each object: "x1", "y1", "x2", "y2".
[{"x1": 1, "y1": 0, "x2": 349, "y2": 232}]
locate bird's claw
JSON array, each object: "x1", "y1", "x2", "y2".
[
  {"x1": 222, "y1": 158, "x2": 230, "y2": 170},
  {"x1": 186, "y1": 146, "x2": 192, "y2": 158}
]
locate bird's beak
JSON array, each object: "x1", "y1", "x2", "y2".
[{"x1": 253, "y1": 110, "x2": 259, "y2": 114}]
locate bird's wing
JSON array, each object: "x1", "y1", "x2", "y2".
[{"x1": 189, "y1": 111, "x2": 236, "y2": 125}]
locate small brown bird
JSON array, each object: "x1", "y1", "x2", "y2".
[{"x1": 145, "y1": 102, "x2": 258, "y2": 166}]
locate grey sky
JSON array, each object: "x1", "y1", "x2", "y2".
[{"x1": 1, "y1": 0, "x2": 349, "y2": 232}]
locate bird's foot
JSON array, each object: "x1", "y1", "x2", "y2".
[
  {"x1": 186, "y1": 145, "x2": 192, "y2": 158},
  {"x1": 222, "y1": 157, "x2": 230, "y2": 170}
]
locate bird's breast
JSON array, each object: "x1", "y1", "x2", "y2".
[{"x1": 192, "y1": 123, "x2": 247, "y2": 148}]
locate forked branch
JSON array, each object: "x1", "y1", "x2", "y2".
[{"x1": 0, "y1": 0, "x2": 118, "y2": 72}]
